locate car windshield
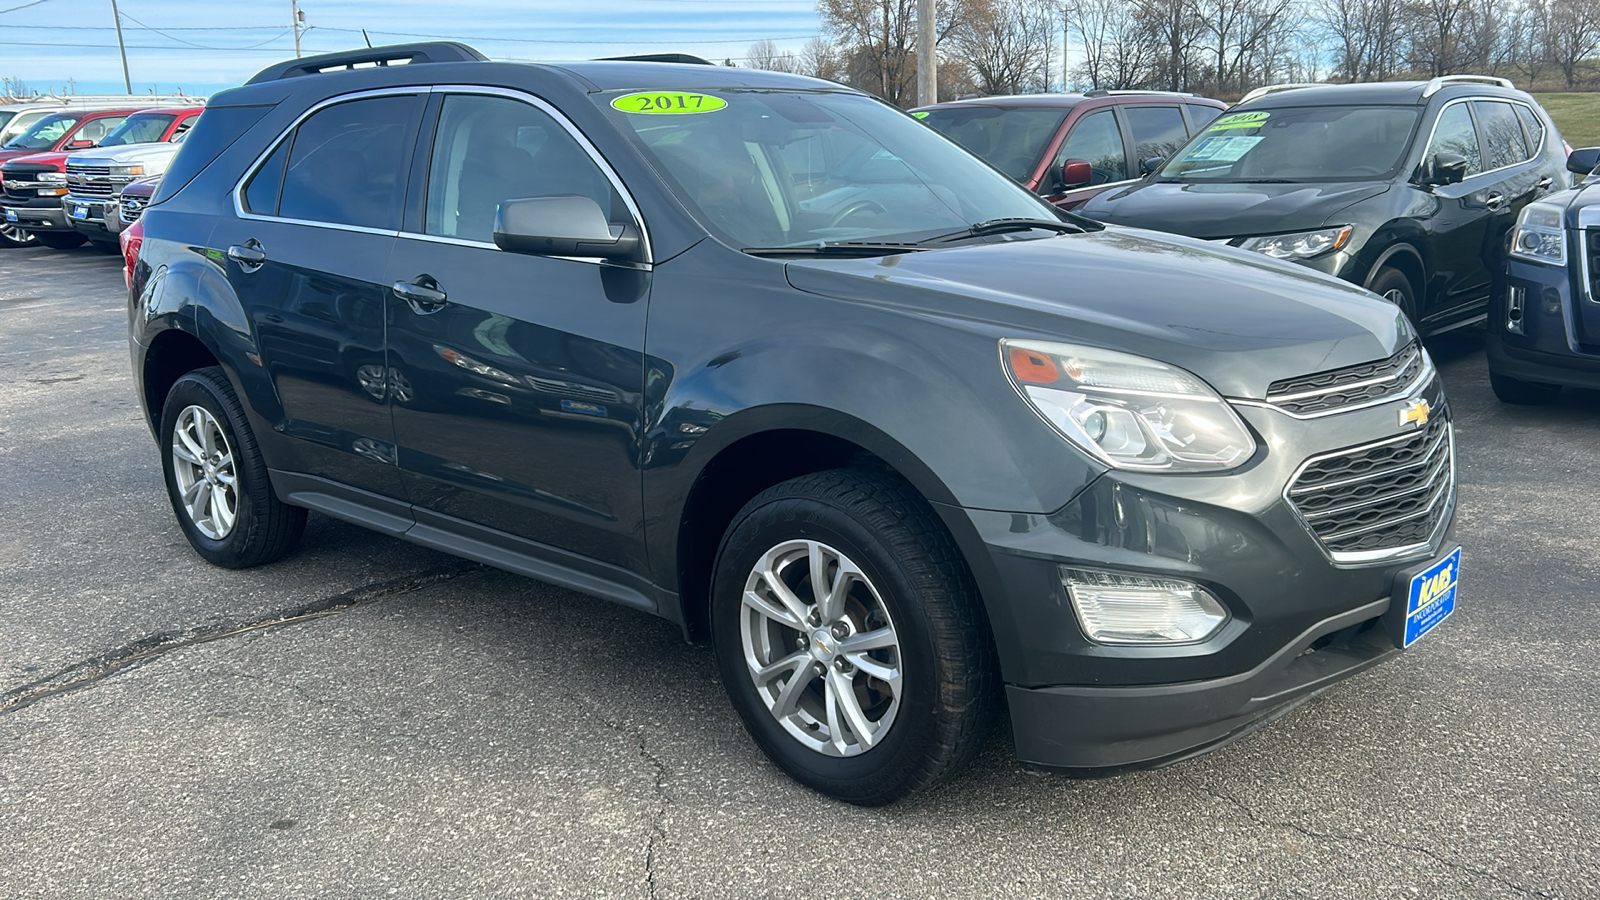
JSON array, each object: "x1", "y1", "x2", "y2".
[
  {"x1": 597, "y1": 89, "x2": 1059, "y2": 249},
  {"x1": 3, "y1": 113, "x2": 80, "y2": 151},
  {"x1": 915, "y1": 106, "x2": 1067, "y2": 182},
  {"x1": 100, "y1": 113, "x2": 175, "y2": 147},
  {"x1": 1160, "y1": 105, "x2": 1421, "y2": 182}
]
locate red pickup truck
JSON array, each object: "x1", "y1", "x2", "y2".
[{"x1": 0, "y1": 107, "x2": 161, "y2": 248}]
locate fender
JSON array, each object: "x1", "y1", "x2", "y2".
[{"x1": 1361, "y1": 240, "x2": 1427, "y2": 293}]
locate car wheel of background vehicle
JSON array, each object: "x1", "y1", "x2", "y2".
[
  {"x1": 1489, "y1": 370, "x2": 1561, "y2": 405},
  {"x1": 710, "y1": 468, "x2": 994, "y2": 805},
  {"x1": 35, "y1": 231, "x2": 87, "y2": 250},
  {"x1": 1369, "y1": 266, "x2": 1419, "y2": 325},
  {"x1": 159, "y1": 367, "x2": 306, "y2": 568},
  {"x1": 0, "y1": 222, "x2": 39, "y2": 248}
]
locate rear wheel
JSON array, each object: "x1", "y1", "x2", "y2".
[
  {"x1": 1369, "y1": 266, "x2": 1419, "y2": 326},
  {"x1": 710, "y1": 468, "x2": 994, "y2": 805},
  {"x1": 1489, "y1": 370, "x2": 1561, "y2": 405},
  {"x1": 159, "y1": 367, "x2": 306, "y2": 567},
  {"x1": 0, "y1": 221, "x2": 38, "y2": 248},
  {"x1": 35, "y1": 231, "x2": 87, "y2": 250}
]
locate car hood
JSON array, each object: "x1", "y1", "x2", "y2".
[
  {"x1": 1082, "y1": 179, "x2": 1391, "y2": 239},
  {"x1": 0, "y1": 148, "x2": 64, "y2": 167},
  {"x1": 69, "y1": 141, "x2": 179, "y2": 168},
  {"x1": 0, "y1": 151, "x2": 68, "y2": 170},
  {"x1": 784, "y1": 229, "x2": 1412, "y2": 400}
]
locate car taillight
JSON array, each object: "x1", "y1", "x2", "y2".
[{"x1": 121, "y1": 219, "x2": 144, "y2": 289}]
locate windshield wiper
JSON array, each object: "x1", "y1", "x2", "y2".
[
  {"x1": 742, "y1": 242, "x2": 925, "y2": 258},
  {"x1": 1232, "y1": 178, "x2": 1299, "y2": 184},
  {"x1": 924, "y1": 217, "x2": 1086, "y2": 243}
]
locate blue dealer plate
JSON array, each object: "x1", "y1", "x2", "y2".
[
  {"x1": 3, "y1": 209, "x2": 15, "y2": 222},
  {"x1": 1402, "y1": 547, "x2": 1460, "y2": 647},
  {"x1": 70, "y1": 205, "x2": 89, "y2": 219}
]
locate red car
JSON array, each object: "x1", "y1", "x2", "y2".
[
  {"x1": 0, "y1": 107, "x2": 197, "y2": 249},
  {"x1": 913, "y1": 91, "x2": 1228, "y2": 210}
]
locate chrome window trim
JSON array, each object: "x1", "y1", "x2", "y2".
[
  {"x1": 1281, "y1": 421, "x2": 1456, "y2": 568},
  {"x1": 231, "y1": 85, "x2": 653, "y2": 266},
  {"x1": 1228, "y1": 350, "x2": 1435, "y2": 419},
  {"x1": 1413, "y1": 97, "x2": 1547, "y2": 186}
]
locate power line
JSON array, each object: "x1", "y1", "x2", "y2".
[
  {"x1": 0, "y1": 0, "x2": 51, "y2": 13},
  {"x1": 116, "y1": 9, "x2": 293, "y2": 50}
]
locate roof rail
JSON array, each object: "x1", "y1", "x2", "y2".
[
  {"x1": 1238, "y1": 82, "x2": 1325, "y2": 103},
  {"x1": 1083, "y1": 89, "x2": 1195, "y2": 98},
  {"x1": 246, "y1": 42, "x2": 486, "y2": 85},
  {"x1": 598, "y1": 53, "x2": 714, "y2": 65},
  {"x1": 1421, "y1": 74, "x2": 1515, "y2": 97},
  {"x1": 5, "y1": 94, "x2": 197, "y2": 107}
]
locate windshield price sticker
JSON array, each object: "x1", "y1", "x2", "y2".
[
  {"x1": 1208, "y1": 111, "x2": 1271, "y2": 131},
  {"x1": 611, "y1": 92, "x2": 728, "y2": 115},
  {"x1": 1183, "y1": 135, "x2": 1263, "y2": 163}
]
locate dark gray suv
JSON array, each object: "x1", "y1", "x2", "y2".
[{"x1": 129, "y1": 43, "x2": 1461, "y2": 804}]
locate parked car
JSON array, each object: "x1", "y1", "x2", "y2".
[
  {"x1": 0, "y1": 107, "x2": 142, "y2": 247},
  {"x1": 1082, "y1": 76, "x2": 1571, "y2": 335},
  {"x1": 106, "y1": 171, "x2": 161, "y2": 237},
  {"x1": 132, "y1": 43, "x2": 1460, "y2": 805},
  {"x1": 1485, "y1": 147, "x2": 1600, "y2": 402},
  {"x1": 913, "y1": 91, "x2": 1227, "y2": 210},
  {"x1": 63, "y1": 107, "x2": 201, "y2": 248}
]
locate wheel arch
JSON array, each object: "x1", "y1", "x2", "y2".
[{"x1": 1362, "y1": 241, "x2": 1426, "y2": 305}]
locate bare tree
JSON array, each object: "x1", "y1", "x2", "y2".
[
  {"x1": 1543, "y1": 0, "x2": 1600, "y2": 87},
  {"x1": 747, "y1": 39, "x2": 803, "y2": 73},
  {"x1": 1066, "y1": 0, "x2": 1160, "y2": 89},
  {"x1": 948, "y1": 0, "x2": 1056, "y2": 95},
  {"x1": 799, "y1": 36, "x2": 847, "y2": 81},
  {"x1": 818, "y1": 0, "x2": 968, "y2": 105}
]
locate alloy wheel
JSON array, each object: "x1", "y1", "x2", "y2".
[
  {"x1": 0, "y1": 222, "x2": 37, "y2": 246},
  {"x1": 170, "y1": 404, "x2": 239, "y2": 540}
]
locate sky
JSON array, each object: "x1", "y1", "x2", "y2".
[{"x1": 0, "y1": 0, "x2": 824, "y2": 98}]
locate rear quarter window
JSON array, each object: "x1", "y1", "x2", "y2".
[{"x1": 151, "y1": 104, "x2": 277, "y2": 205}]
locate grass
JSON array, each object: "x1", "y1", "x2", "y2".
[{"x1": 1532, "y1": 93, "x2": 1600, "y2": 148}]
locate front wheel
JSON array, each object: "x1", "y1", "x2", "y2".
[
  {"x1": 1369, "y1": 266, "x2": 1419, "y2": 326},
  {"x1": 159, "y1": 367, "x2": 306, "y2": 567},
  {"x1": 1489, "y1": 370, "x2": 1561, "y2": 405},
  {"x1": 711, "y1": 469, "x2": 994, "y2": 805},
  {"x1": 0, "y1": 221, "x2": 39, "y2": 248}
]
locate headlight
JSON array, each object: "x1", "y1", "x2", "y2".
[
  {"x1": 1238, "y1": 226, "x2": 1352, "y2": 260},
  {"x1": 1001, "y1": 339, "x2": 1256, "y2": 472},
  {"x1": 1508, "y1": 201, "x2": 1566, "y2": 266},
  {"x1": 38, "y1": 171, "x2": 67, "y2": 184},
  {"x1": 109, "y1": 164, "x2": 145, "y2": 179}
]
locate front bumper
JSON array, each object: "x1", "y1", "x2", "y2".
[
  {"x1": 943, "y1": 373, "x2": 1456, "y2": 770},
  {"x1": 62, "y1": 196, "x2": 113, "y2": 239},
  {"x1": 1489, "y1": 257, "x2": 1600, "y2": 389},
  {"x1": 2, "y1": 198, "x2": 71, "y2": 232}
]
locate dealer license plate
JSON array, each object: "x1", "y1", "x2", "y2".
[
  {"x1": 70, "y1": 205, "x2": 89, "y2": 219},
  {"x1": 1401, "y1": 547, "x2": 1460, "y2": 647},
  {"x1": 3, "y1": 209, "x2": 15, "y2": 222}
]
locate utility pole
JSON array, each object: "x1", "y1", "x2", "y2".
[
  {"x1": 291, "y1": 0, "x2": 304, "y2": 58},
  {"x1": 1062, "y1": 12, "x2": 1070, "y2": 92},
  {"x1": 916, "y1": 0, "x2": 936, "y2": 106},
  {"x1": 109, "y1": 0, "x2": 131, "y2": 93}
]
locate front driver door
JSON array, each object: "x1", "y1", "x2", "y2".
[
  {"x1": 384, "y1": 90, "x2": 653, "y2": 581},
  {"x1": 1415, "y1": 100, "x2": 1497, "y2": 324}
]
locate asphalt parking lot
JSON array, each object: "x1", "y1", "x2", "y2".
[{"x1": 2, "y1": 245, "x2": 1597, "y2": 899}]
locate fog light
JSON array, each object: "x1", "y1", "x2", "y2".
[{"x1": 1060, "y1": 566, "x2": 1228, "y2": 644}]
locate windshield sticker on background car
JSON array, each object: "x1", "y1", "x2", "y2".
[
  {"x1": 1182, "y1": 135, "x2": 1263, "y2": 162},
  {"x1": 1207, "y1": 111, "x2": 1270, "y2": 131},
  {"x1": 611, "y1": 92, "x2": 728, "y2": 115},
  {"x1": 911, "y1": 111, "x2": 930, "y2": 119}
]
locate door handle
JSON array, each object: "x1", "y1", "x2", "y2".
[
  {"x1": 392, "y1": 277, "x2": 448, "y2": 314},
  {"x1": 1485, "y1": 192, "x2": 1505, "y2": 211},
  {"x1": 1536, "y1": 176, "x2": 1553, "y2": 192},
  {"x1": 226, "y1": 240, "x2": 266, "y2": 271}
]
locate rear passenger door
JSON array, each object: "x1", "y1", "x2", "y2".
[
  {"x1": 383, "y1": 90, "x2": 652, "y2": 579},
  {"x1": 1473, "y1": 99, "x2": 1545, "y2": 262},
  {"x1": 209, "y1": 91, "x2": 422, "y2": 502},
  {"x1": 1119, "y1": 105, "x2": 1190, "y2": 174}
]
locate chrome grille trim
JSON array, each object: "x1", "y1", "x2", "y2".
[{"x1": 1257, "y1": 343, "x2": 1429, "y2": 417}]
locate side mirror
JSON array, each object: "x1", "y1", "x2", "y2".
[
  {"x1": 66, "y1": 139, "x2": 94, "y2": 150},
  {"x1": 1059, "y1": 158, "x2": 1093, "y2": 190},
  {"x1": 493, "y1": 195, "x2": 641, "y2": 262},
  {"x1": 1427, "y1": 152, "x2": 1468, "y2": 186},
  {"x1": 1141, "y1": 156, "x2": 1165, "y2": 176},
  {"x1": 1567, "y1": 146, "x2": 1600, "y2": 176}
]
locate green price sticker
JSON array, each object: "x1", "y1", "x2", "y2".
[
  {"x1": 1208, "y1": 111, "x2": 1270, "y2": 131},
  {"x1": 911, "y1": 111, "x2": 930, "y2": 119},
  {"x1": 611, "y1": 91, "x2": 728, "y2": 115}
]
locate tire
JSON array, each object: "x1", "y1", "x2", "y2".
[
  {"x1": 0, "y1": 221, "x2": 39, "y2": 248},
  {"x1": 1369, "y1": 266, "x2": 1419, "y2": 326},
  {"x1": 35, "y1": 231, "x2": 87, "y2": 250},
  {"x1": 1489, "y1": 370, "x2": 1561, "y2": 405},
  {"x1": 159, "y1": 367, "x2": 306, "y2": 568},
  {"x1": 710, "y1": 468, "x2": 994, "y2": 805}
]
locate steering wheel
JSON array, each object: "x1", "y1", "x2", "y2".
[{"x1": 827, "y1": 199, "x2": 888, "y2": 228}]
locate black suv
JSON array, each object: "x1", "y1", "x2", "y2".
[
  {"x1": 131, "y1": 44, "x2": 1461, "y2": 804},
  {"x1": 1083, "y1": 77, "x2": 1570, "y2": 335}
]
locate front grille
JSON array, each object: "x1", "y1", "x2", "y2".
[
  {"x1": 1287, "y1": 415, "x2": 1453, "y2": 558},
  {"x1": 119, "y1": 194, "x2": 148, "y2": 222},
  {"x1": 1266, "y1": 343, "x2": 1425, "y2": 416},
  {"x1": 526, "y1": 376, "x2": 619, "y2": 403},
  {"x1": 2, "y1": 163, "x2": 55, "y2": 201},
  {"x1": 66, "y1": 164, "x2": 116, "y2": 198}
]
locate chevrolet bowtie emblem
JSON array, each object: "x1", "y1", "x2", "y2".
[{"x1": 1399, "y1": 399, "x2": 1431, "y2": 429}]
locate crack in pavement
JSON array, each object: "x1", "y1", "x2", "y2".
[
  {"x1": 575, "y1": 698, "x2": 672, "y2": 900},
  {"x1": 0, "y1": 563, "x2": 482, "y2": 717},
  {"x1": 1197, "y1": 781, "x2": 1554, "y2": 898}
]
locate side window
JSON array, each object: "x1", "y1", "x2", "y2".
[
  {"x1": 1473, "y1": 100, "x2": 1529, "y2": 170},
  {"x1": 1123, "y1": 106, "x2": 1188, "y2": 163},
  {"x1": 277, "y1": 94, "x2": 420, "y2": 230},
  {"x1": 1052, "y1": 110, "x2": 1127, "y2": 186},
  {"x1": 1514, "y1": 104, "x2": 1545, "y2": 157},
  {"x1": 424, "y1": 94, "x2": 620, "y2": 243},
  {"x1": 76, "y1": 116, "x2": 126, "y2": 144},
  {"x1": 1424, "y1": 103, "x2": 1481, "y2": 178},
  {"x1": 243, "y1": 136, "x2": 291, "y2": 215},
  {"x1": 171, "y1": 115, "x2": 197, "y2": 139},
  {"x1": 1184, "y1": 104, "x2": 1222, "y2": 131}
]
